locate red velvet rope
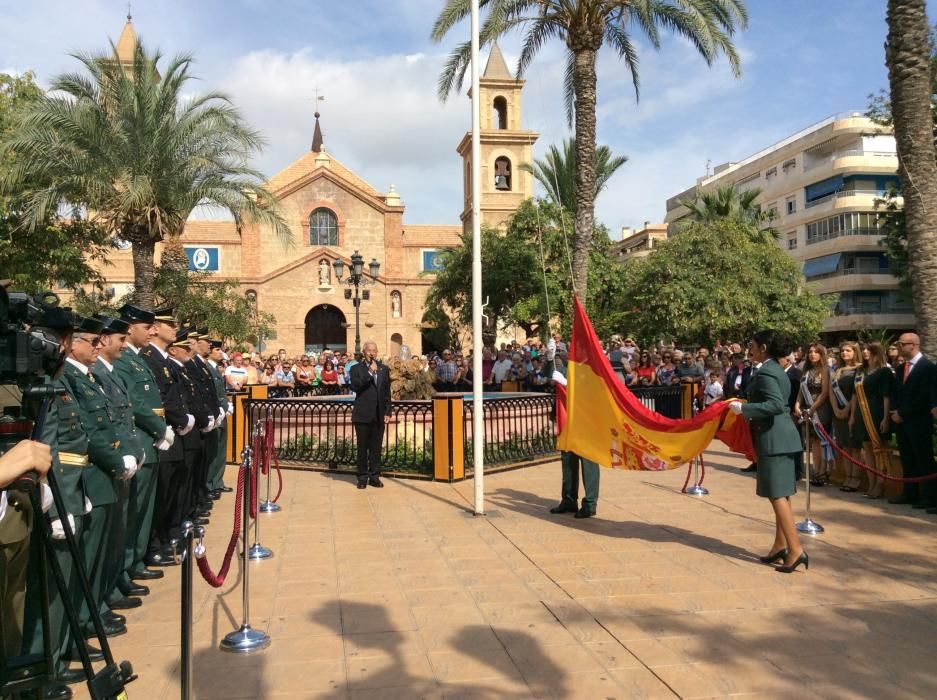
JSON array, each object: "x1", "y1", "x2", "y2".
[
  {"x1": 812, "y1": 418, "x2": 937, "y2": 484},
  {"x1": 698, "y1": 454, "x2": 706, "y2": 485},
  {"x1": 680, "y1": 461, "x2": 693, "y2": 493},
  {"x1": 249, "y1": 432, "x2": 260, "y2": 519},
  {"x1": 196, "y1": 463, "x2": 246, "y2": 588}
]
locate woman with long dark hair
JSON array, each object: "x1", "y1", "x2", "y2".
[
  {"x1": 794, "y1": 343, "x2": 833, "y2": 486},
  {"x1": 729, "y1": 330, "x2": 808, "y2": 573},
  {"x1": 849, "y1": 342, "x2": 895, "y2": 499}
]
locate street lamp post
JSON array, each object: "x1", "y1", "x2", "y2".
[{"x1": 333, "y1": 250, "x2": 380, "y2": 359}]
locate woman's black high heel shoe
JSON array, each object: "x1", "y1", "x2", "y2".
[
  {"x1": 776, "y1": 551, "x2": 809, "y2": 574},
  {"x1": 758, "y1": 549, "x2": 788, "y2": 564}
]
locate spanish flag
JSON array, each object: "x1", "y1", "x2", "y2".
[{"x1": 556, "y1": 298, "x2": 754, "y2": 470}]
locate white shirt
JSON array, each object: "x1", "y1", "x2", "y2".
[
  {"x1": 148, "y1": 342, "x2": 169, "y2": 360},
  {"x1": 907, "y1": 352, "x2": 923, "y2": 374},
  {"x1": 491, "y1": 358, "x2": 513, "y2": 382},
  {"x1": 126, "y1": 342, "x2": 141, "y2": 355},
  {"x1": 97, "y1": 358, "x2": 114, "y2": 372},
  {"x1": 65, "y1": 357, "x2": 89, "y2": 375}
]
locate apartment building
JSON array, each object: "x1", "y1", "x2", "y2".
[
  {"x1": 610, "y1": 222, "x2": 669, "y2": 261},
  {"x1": 664, "y1": 112, "x2": 915, "y2": 337}
]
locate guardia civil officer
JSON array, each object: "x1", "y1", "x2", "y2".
[
  {"x1": 183, "y1": 328, "x2": 222, "y2": 518},
  {"x1": 90, "y1": 316, "x2": 146, "y2": 611},
  {"x1": 60, "y1": 316, "x2": 139, "y2": 637},
  {"x1": 139, "y1": 308, "x2": 194, "y2": 566},
  {"x1": 204, "y1": 338, "x2": 233, "y2": 496},
  {"x1": 113, "y1": 304, "x2": 174, "y2": 583}
]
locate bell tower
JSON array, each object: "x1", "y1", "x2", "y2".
[{"x1": 457, "y1": 43, "x2": 539, "y2": 232}]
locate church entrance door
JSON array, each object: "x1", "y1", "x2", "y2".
[{"x1": 304, "y1": 304, "x2": 347, "y2": 354}]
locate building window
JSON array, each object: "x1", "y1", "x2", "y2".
[
  {"x1": 785, "y1": 196, "x2": 796, "y2": 215},
  {"x1": 493, "y1": 96, "x2": 508, "y2": 129},
  {"x1": 309, "y1": 208, "x2": 338, "y2": 246},
  {"x1": 494, "y1": 156, "x2": 512, "y2": 191},
  {"x1": 390, "y1": 291, "x2": 402, "y2": 318},
  {"x1": 806, "y1": 211, "x2": 882, "y2": 244},
  {"x1": 787, "y1": 232, "x2": 798, "y2": 250}
]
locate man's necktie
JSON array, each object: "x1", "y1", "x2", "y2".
[{"x1": 904, "y1": 362, "x2": 912, "y2": 382}]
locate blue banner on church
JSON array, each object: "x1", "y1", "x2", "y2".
[
  {"x1": 422, "y1": 250, "x2": 445, "y2": 272},
  {"x1": 185, "y1": 246, "x2": 220, "y2": 272}
]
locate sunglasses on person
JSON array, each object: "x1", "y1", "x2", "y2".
[
  {"x1": 663, "y1": 354, "x2": 672, "y2": 360},
  {"x1": 74, "y1": 335, "x2": 101, "y2": 347}
]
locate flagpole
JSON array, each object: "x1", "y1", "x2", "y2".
[{"x1": 470, "y1": 0, "x2": 485, "y2": 516}]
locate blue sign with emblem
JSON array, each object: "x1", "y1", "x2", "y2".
[
  {"x1": 185, "y1": 246, "x2": 220, "y2": 272},
  {"x1": 422, "y1": 250, "x2": 445, "y2": 272}
]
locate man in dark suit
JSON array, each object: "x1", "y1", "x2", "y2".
[
  {"x1": 724, "y1": 353, "x2": 753, "y2": 399},
  {"x1": 350, "y1": 341, "x2": 392, "y2": 489},
  {"x1": 887, "y1": 333, "x2": 937, "y2": 509}
]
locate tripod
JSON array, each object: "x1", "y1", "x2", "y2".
[{"x1": 0, "y1": 391, "x2": 135, "y2": 699}]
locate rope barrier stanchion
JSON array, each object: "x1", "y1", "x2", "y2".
[
  {"x1": 813, "y1": 419, "x2": 937, "y2": 483},
  {"x1": 179, "y1": 520, "x2": 196, "y2": 700},
  {"x1": 248, "y1": 421, "x2": 273, "y2": 561},
  {"x1": 220, "y1": 438, "x2": 271, "y2": 653},
  {"x1": 796, "y1": 418, "x2": 825, "y2": 535},
  {"x1": 686, "y1": 455, "x2": 709, "y2": 496},
  {"x1": 259, "y1": 417, "x2": 281, "y2": 514}
]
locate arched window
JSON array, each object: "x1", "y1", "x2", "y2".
[
  {"x1": 494, "y1": 156, "x2": 512, "y2": 191},
  {"x1": 390, "y1": 290, "x2": 402, "y2": 319},
  {"x1": 493, "y1": 96, "x2": 508, "y2": 129},
  {"x1": 309, "y1": 208, "x2": 338, "y2": 246}
]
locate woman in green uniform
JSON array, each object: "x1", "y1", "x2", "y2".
[{"x1": 728, "y1": 330, "x2": 808, "y2": 573}]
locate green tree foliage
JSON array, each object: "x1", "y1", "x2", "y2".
[
  {"x1": 1, "y1": 42, "x2": 291, "y2": 308},
  {"x1": 431, "y1": 0, "x2": 747, "y2": 302},
  {"x1": 0, "y1": 72, "x2": 111, "y2": 293},
  {"x1": 426, "y1": 199, "x2": 627, "y2": 342},
  {"x1": 618, "y1": 218, "x2": 830, "y2": 347},
  {"x1": 519, "y1": 138, "x2": 627, "y2": 213},
  {"x1": 680, "y1": 183, "x2": 777, "y2": 238}
]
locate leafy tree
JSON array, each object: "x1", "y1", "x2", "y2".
[
  {"x1": 679, "y1": 183, "x2": 776, "y2": 239},
  {"x1": 0, "y1": 72, "x2": 111, "y2": 293},
  {"x1": 432, "y1": 0, "x2": 747, "y2": 302},
  {"x1": 884, "y1": 0, "x2": 937, "y2": 354},
  {"x1": 426, "y1": 199, "x2": 628, "y2": 342},
  {"x1": 1, "y1": 41, "x2": 291, "y2": 308},
  {"x1": 617, "y1": 217, "x2": 830, "y2": 347},
  {"x1": 519, "y1": 138, "x2": 627, "y2": 213}
]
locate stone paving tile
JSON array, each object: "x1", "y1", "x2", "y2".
[{"x1": 69, "y1": 448, "x2": 937, "y2": 699}]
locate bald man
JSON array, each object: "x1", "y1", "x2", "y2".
[{"x1": 888, "y1": 333, "x2": 937, "y2": 509}]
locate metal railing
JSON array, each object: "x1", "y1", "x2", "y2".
[
  {"x1": 629, "y1": 384, "x2": 687, "y2": 419},
  {"x1": 245, "y1": 397, "x2": 434, "y2": 475},
  {"x1": 805, "y1": 227, "x2": 882, "y2": 245},
  {"x1": 805, "y1": 189, "x2": 885, "y2": 209},
  {"x1": 463, "y1": 394, "x2": 556, "y2": 468}
]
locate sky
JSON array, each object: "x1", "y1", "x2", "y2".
[{"x1": 0, "y1": 0, "x2": 894, "y2": 236}]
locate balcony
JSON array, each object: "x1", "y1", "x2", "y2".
[
  {"x1": 805, "y1": 189, "x2": 889, "y2": 210},
  {"x1": 809, "y1": 272, "x2": 900, "y2": 295}
]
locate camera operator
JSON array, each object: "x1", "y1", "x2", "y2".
[{"x1": 1, "y1": 439, "x2": 53, "y2": 659}]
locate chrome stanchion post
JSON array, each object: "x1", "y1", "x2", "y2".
[
  {"x1": 797, "y1": 417, "x2": 825, "y2": 535},
  {"x1": 686, "y1": 456, "x2": 709, "y2": 496},
  {"x1": 180, "y1": 520, "x2": 194, "y2": 700},
  {"x1": 248, "y1": 422, "x2": 274, "y2": 560},
  {"x1": 220, "y1": 444, "x2": 271, "y2": 653},
  {"x1": 259, "y1": 420, "x2": 281, "y2": 514}
]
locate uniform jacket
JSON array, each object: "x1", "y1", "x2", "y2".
[
  {"x1": 43, "y1": 377, "x2": 89, "y2": 518},
  {"x1": 169, "y1": 359, "x2": 209, "y2": 451},
  {"x1": 740, "y1": 358, "x2": 802, "y2": 457},
  {"x1": 92, "y1": 359, "x2": 145, "y2": 464},
  {"x1": 114, "y1": 347, "x2": 168, "y2": 465},
  {"x1": 61, "y1": 361, "x2": 127, "y2": 506},
  {"x1": 350, "y1": 361, "x2": 392, "y2": 423},
  {"x1": 186, "y1": 356, "x2": 221, "y2": 418},
  {"x1": 140, "y1": 344, "x2": 188, "y2": 461}
]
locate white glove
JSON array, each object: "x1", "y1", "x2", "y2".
[
  {"x1": 51, "y1": 514, "x2": 76, "y2": 540},
  {"x1": 155, "y1": 425, "x2": 176, "y2": 451},
  {"x1": 41, "y1": 482, "x2": 54, "y2": 512},
  {"x1": 121, "y1": 454, "x2": 138, "y2": 480},
  {"x1": 545, "y1": 338, "x2": 556, "y2": 361},
  {"x1": 551, "y1": 370, "x2": 567, "y2": 387},
  {"x1": 201, "y1": 415, "x2": 216, "y2": 433},
  {"x1": 0, "y1": 492, "x2": 7, "y2": 522},
  {"x1": 728, "y1": 400, "x2": 743, "y2": 416},
  {"x1": 226, "y1": 401, "x2": 234, "y2": 415},
  {"x1": 84, "y1": 497, "x2": 92, "y2": 514},
  {"x1": 217, "y1": 408, "x2": 226, "y2": 425},
  {"x1": 178, "y1": 414, "x2": 195, "y2": 436}
]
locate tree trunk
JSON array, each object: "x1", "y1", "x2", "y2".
[
  {"x1": 572, "y1": 48, "x2": 598, "y2": 303},
  {"x1": 886, "y1": 0, "x2": 937, "y2": 355},
  {"x1": 131, "y1": 235, "x2": 156, "y2": 309}
]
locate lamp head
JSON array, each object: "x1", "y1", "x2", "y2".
[{"x1": 332, "y1": 257, "x2": 344, "y2": 281}]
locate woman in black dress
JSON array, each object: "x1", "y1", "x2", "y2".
[
  {"x1": 849, "y1": 342, "x2": 895, "y2": 499},
  {"x1": 794, "y1": 343, "x2": 833, "y2": 486},
  {"x1": 833, "y1": 341, "x2": 862, "y2": 491}
]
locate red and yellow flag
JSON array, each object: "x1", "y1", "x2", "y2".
[{"x1": 556, "y1": 298, "x2": 754, "y2": 470}]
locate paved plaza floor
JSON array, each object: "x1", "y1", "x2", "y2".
[{"x1": 72, "y1": 445, "x2": 937, "y2": 699}]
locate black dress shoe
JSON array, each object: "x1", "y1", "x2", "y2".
[
  {"x1": 888, "y1": 494, "x2": 914, "y2": 505},
  {"x1": 220, "y1": 485, "x2": 233, "y2": 493},
  {"x1": 574, "y1": 507, "x2": 595, "y2": 519},
  {"x1": 193, "y1": 517, "x2": 210, "y2": 526},
  {"x1": 208, "y1": 491, "x2": 221, "y2": 500},
  {"x1": 357, "y1": 482, "x2": 367, "y2": 489},
  {"x1": 549, "y1": 501, "x2": 578, "y2": 514},
  {"x1": 44, "y1": 683, "x2": 73, "y2": 699},
  {"x1": 84, "y1": 621, "x2": 126, "y2": 639},
  {"x1": 103, "y1": 610, "x2": 126, "y2": 625},
  {"x1": 64, "y1": 644, "x2": 104, "y2": 663},
  {"x1": 742, "y1": 463, "x2": 757, "y2": 473},
  {"x1": 57, "y1": 668, "x2": 88, "y2": 685},
  {"x1": 369, "y1": 478, "x2": 385, "y2": 488},
  {"x1": 108, "y1": 596, "x2": 142, "y2": 610},
  {"x1": 120, "y1": 582, "x2": 150, "y2": 597},
  {"x1": 145, "y1": 552, "x2": 178, "y2": 567},
  {"x1": 131, "y1": 568, "x2": 164, "y2": 581}
]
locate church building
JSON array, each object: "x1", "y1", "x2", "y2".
[{"x1": 99, "y1": 18, "x2": 537, "y2": 355}]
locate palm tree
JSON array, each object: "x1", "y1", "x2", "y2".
[
  {"x1": 519, "y1": 138, "x2": 627, "y2": 213},
  {"x1": 432, "y1": 0, "x2": 747, "y2": 301},
  {"x1": 1, "y1": 41, "x2": 291, "y2": 308},
  {"x1": 885, "y1": 0, "x2": 937, "y2": 355},
  {"x1": 681, "y1": 184, "x2": 776, "y2": 241}
]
